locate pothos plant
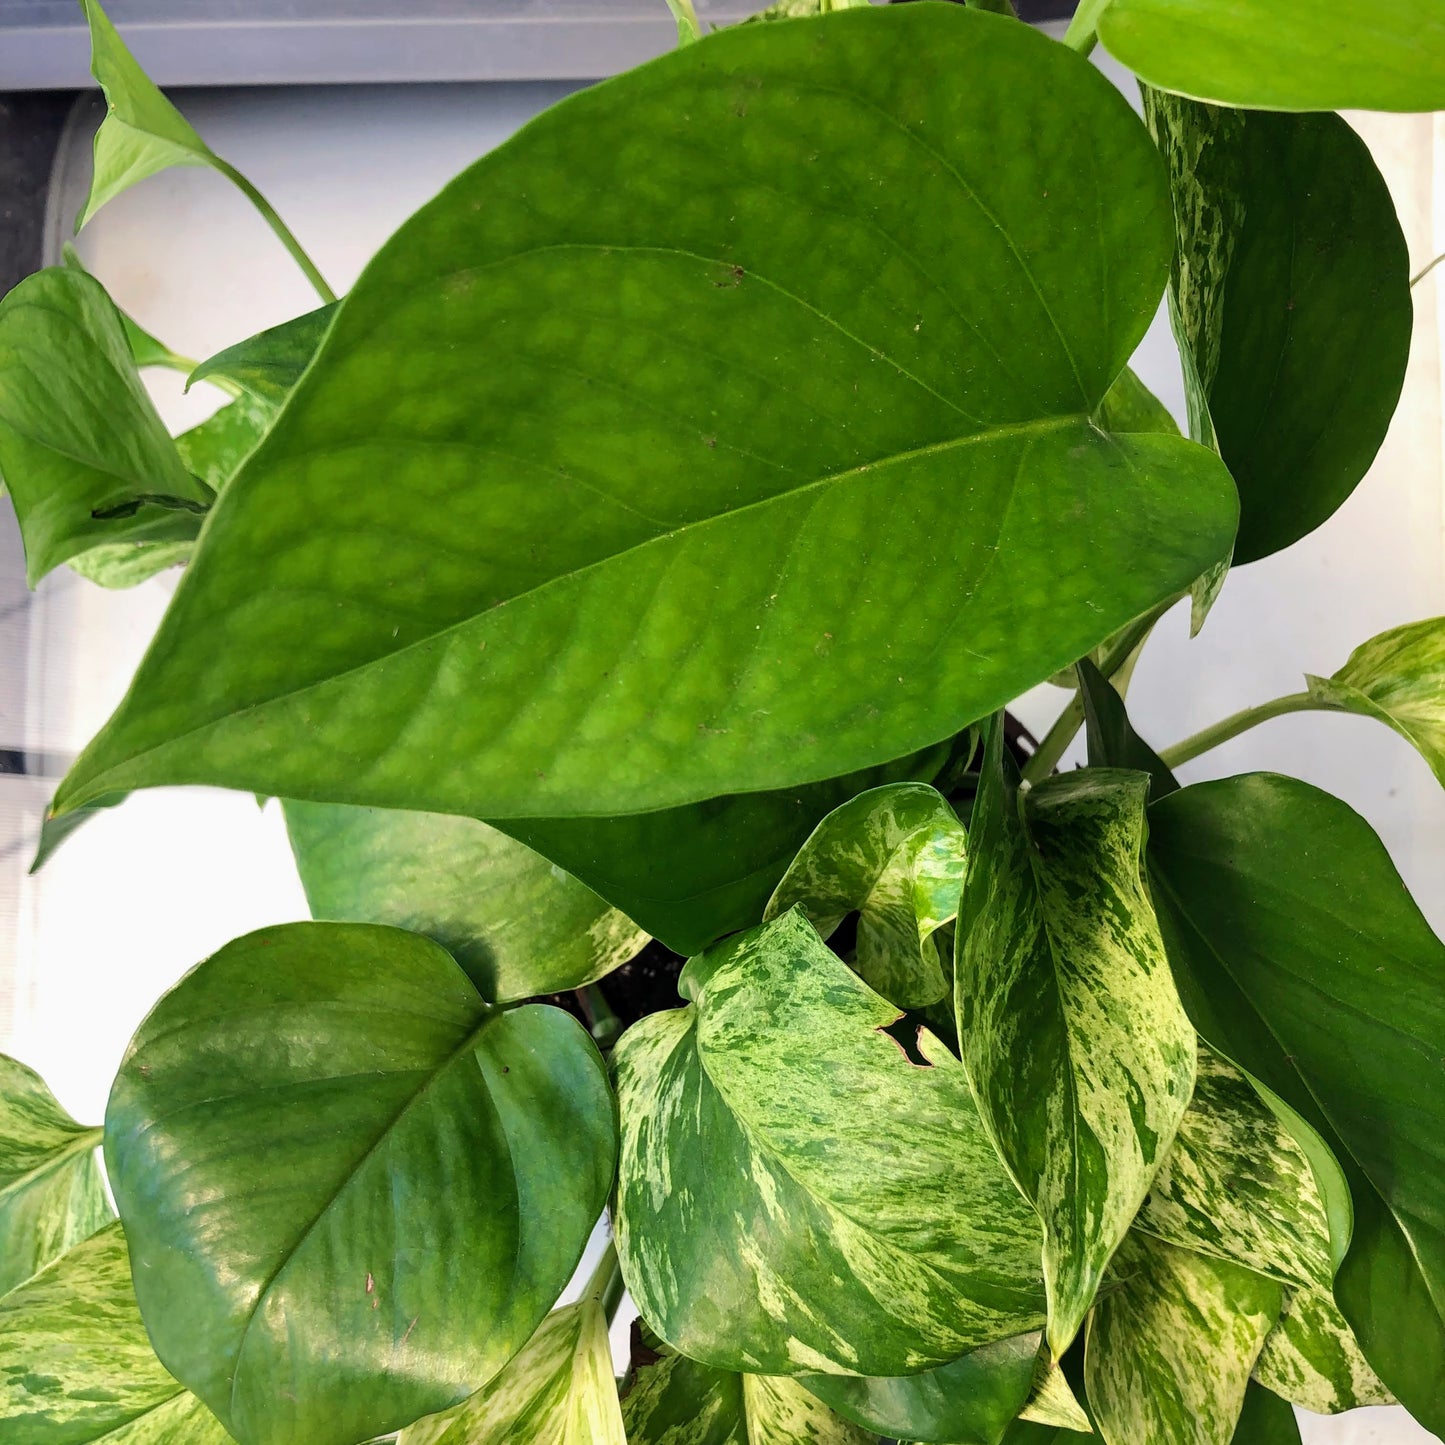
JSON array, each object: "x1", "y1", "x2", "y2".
[{"x1": 1, "y1": 0, "x2": 1443, "y2": 1443}]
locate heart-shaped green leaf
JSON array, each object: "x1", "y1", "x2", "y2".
[
  {"x1": 77, "y1": 0, "x2": 222, "y2": 229},
  {"x1": 0, "y1": 1054, "x2": 109, "y2": 1297},
  {"x1": 1134, "y1": 1044, "x2": 1332, "y2": 1292},
  {"x1": 1228, "y1": 1382, "x2": 1301, "y2": 1445},
  {"x1": 957, "y1": 724, "x2": 1194, "y2": 1355},
  {"x1": 53, "y1": 4, "x2": 1236, "y2": 825},
  {"x1": 799, "y1": 1332, "x2": 1041, "y2": 1444},
  {"x1": 499, "y1": 743, "x2": 950, "y2": 955},
  {"x1": 284, "y1": 800, "x2": 647, "y2": 1002},
  {"x1": 0, "y1": 268, "x2": 212, "y2": 586},
  {"x1": 1098, "y1": 0, "x2": 1445, "y2": 113},
  {"x1": 1305, "y1": 616, "x2": 1445, "y2": 786},
  {"x1": 189, "y1": 305, "x2": 339, "y2": 406},
  {"x1": 1085, "y1": 1232, "x2": 1282, "y2": 1445},
  {"x1": 1145, "y1": 92, "x2": 1409, "y2": 564},
  {"x1": 764, "y1": 782, "x2": 966, "y2": 1009},
  {"x1": 0, "y1": 1223, "x2": 231, "y2": 1444},
  {"x1": 613, "y1": 909, "x2": 1044, "y2": 1376},
  {"x1": 104, "y1": 921, "x2": 617, "y2": 1445},
  {"x1": 1252, "y1": 1288, "x2": 1394, "y2": 1415},
  {"x1": 622, "y1": 1347, "x2": 876, "y2": 1445},
  {"x1": 397, "y1": 1299, "x2": 625, "y2": 1445},
  {"x1": 1147, "y1": 774, "x2": 1445, "y2": 1433}
]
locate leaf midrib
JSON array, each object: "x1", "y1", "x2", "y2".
[
  {"x1": 223, "y1": 1003, "x2": 501, "y2": 1425},
  {"x1": 62, "y1": 410, "x2": 1086, "y2": 814}
]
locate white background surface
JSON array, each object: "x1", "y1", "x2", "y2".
[{"x1": 0, "y1": 42, "x2": 1441, "y2": 1445}]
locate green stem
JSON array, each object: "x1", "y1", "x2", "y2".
[
  {"x1": 1020, "y1": 595, "x2": 1176, "y2": 785},
  {"x1": 577, "y1": 983, "x2": 622, "y2": 1050},
  {"x1": 967, "y1": 0, "x2": 1019, "y2": 16},
  {"x1": 1062, "y1": 0, "x2": 1110, "y2": 54},
  {"x1": 213, "y1": 159, "x2": 337, "y2": 304},
  {"x1": 584, "y1": 1240, "x2": 626, "y2": 1323},
  {"x1": 1412, "y1": 250, "x2": 1445, "y2": 288},
  {"x1": 1156, "y1": 692, "x2": 1322, "y2": 769}
]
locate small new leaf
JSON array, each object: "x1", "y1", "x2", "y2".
[
  {"x1": 614, "y1": 910, "x2": 1045, "y2": 1376},
  {"x1": 765, "y1": 782, "x2": 966, "y2": 1008},
  {"x1": 188, "y1": 304, "x2": 339, "y2": 405},
  {"x1": 398, "y1": 1300, "x2": 625, "y2": 1445},
  {"x1": 957, "y1": 723, "x2": 1195, "y2": 1355},
  {"x1": 1306, "y1": 615, "x2": 1445, "y2": 786},
  {"x1": 0, "y1": 1054, "x2": 109, "y2": 1297}
]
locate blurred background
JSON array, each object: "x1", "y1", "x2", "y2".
[{"x1": 0, "y1": 5, "x2": 1442, "y2": 1439}]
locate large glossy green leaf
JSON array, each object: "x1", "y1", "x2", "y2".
[
  {"x1": 53, "y1": 5, "x2": 1236, "y2": 825},
  {"x1": 1306, "y1": 616, "x2": 1445, "y2": 786},
  {"x1": 189, "y1": 305, "x2": 339, "y2": 406},
  {"x1": 1252, "y1": 1288, "x2": 1394, "y2": 1415},
  {"x1": 0, "y1": 1054, "x2": 109, "y2": 1298},
  {"x1": 0, "y1": 1223, "x2": 231, "y2": 1445},
  {"x1": 613, "y1": 909, "x2": 1045, "y2": 1376},
  {"x1": 799, "y1": 1332, "x2": 1040, "y2": 1444},
  {"x1": 499, "y1": 744, "x2": 948, "y2": 955},
  {"x1": 77, "y1": 0, "x2": 226, "y2": 229},
  {"x1": 284, "y1": 800, "x2": 646, "y2": 1002},
  {"x1": 397, "y1": 1299, "x2": 625, "y2": 1445},
  {"x1": 1085, "y1": 1232, "x2": 1282, "y2": 1445},
  {"x1": 1229, "y1": 1382, "x2": 1300, "y2": 1445},
  {"x1": 957, "y1": 724, "x2": 1194, "y2": 1355},
  {"x1": 1145, "y1": 92, "x2": 1408, "y2": 564},
  {"x1": 104, "y1": 921, "x2": 617, "y2": 1445},
  {"x1": 1134, "y1": 1044, "x2": 1332, "y2": 1291},
  {"x1": 0, "y1": 268, "x2": 212, "y2": 586},
  {"x1": 1098, "y1": 0, "x2": 1445, "y2": 113},
  {"x1": 764, "y1": 782, "x2": 965, "y2": 1009},
  {"x1": 622, "y1": 1349, "x2": 876, "y2": 1445},
  {"x1": 1147, "y1": 774, "x2": 1445, "y2": 1432}
]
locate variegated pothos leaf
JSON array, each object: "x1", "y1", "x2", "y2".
[
  {"x1": 1134, "y1": 1044, "x2": 1332, "y2": 1291},
  {"x1": 0, "y1": 1222, "x2": 231, "y2": 1443},
  {"x1": 957, "y1": 727, "x2": 1195, "y2": 1356},
  {"x1": 621, "y1": 1348, "x2": 876, "y2": 1445},
  {"x1": 0, "y1": 1053, "x2": 110, "y2": 1297},
  {"x1": 1020, "y1": 1355, "x2": 1092, "y2": 1433},
  {"x1": 397, "y1": 1299, "x2": 624, "y2": 1445},
  {"x1": 1086, "y1": 1232, "x2": 1282, "y2": 1445},
  {"x1": 614, "y1": 909, "x2": 1045, "y2": 1377},
  {"x1": 765, "y1": 783, "x2": 966, "y2": 1007},
  {"x1": 1306, "y1": 616, "x2": 1445, "y2": 788},
  {"x1": 1252, "y1": 1288, "x2": 1395, "y2": 1416}
]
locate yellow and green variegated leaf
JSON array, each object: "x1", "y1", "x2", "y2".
[
  {"x1": 1085, "y1": 1232, "x2": 1282, "y2": 1445},
  {"x1": 0, "y1": 1223, "x2": 231, "y2": 1444},
  {"x1": 765, "y1": 783, "x2": 965, "y2": 1008},
  {"x1": 1252, "y1": 1289, "x2": 1394, "y2": 1416},
  {"x1": 801, "y1": 1332, "x2": 1042, "y2": 1443},
  {"x1": 1020, "y1": 1355, "x2": 1092, "y2": 1433},
  {"x1": 1306, "y1": 617, "x2": 1445, "y2": 788},
  {"x1": 397, "y1": 1299, "x2": 624, "y2": 1445},
  {"x1": 614, "y1": 909, "x2": 1045, "y2": 1377},
  {"x1": 1134, "y1": 1044, "x2": 1332, "y2": 1292},
  {"x1": 0, "y1": 1053, "x2": 110, "y2": 1297},
  {"x1": 622, "y1": 1348, "x2": 876, "y2": 1445},
  {"x1": 285, "y1": 801, "x2": 646, "y2": 1004},
  {"x1": 77, "y1": 0, "x2": 221, "y2": 229},
  {"x1": 957, "y1": 723, "x2": 1195, "y2": 1356}
]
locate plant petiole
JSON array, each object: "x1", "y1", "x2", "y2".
[
  {"x1": 212, "y1": 159, "x2": 338, "y2": 304},
  {"x1": 1156, "y1": 691, "x2": 1328, "y2": 769}
]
